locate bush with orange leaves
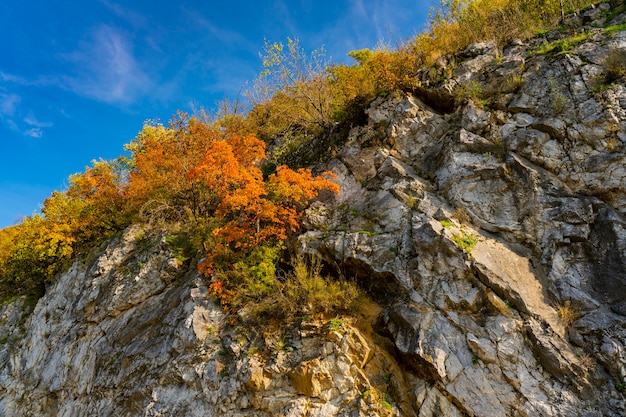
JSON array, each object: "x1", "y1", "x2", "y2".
[
  {"x1": 0, "y1": 114, "x2": 338, "y2": 305},
  {"x1": 122, "y1": 114, "x2": 340, "y2": 314}
]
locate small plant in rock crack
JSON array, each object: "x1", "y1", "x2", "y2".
[
  {"x1": 457, "y1": 80, "x2": 484, "y2": 104},
  {"x1": 381, "y1": 398, "x2": 393, "y2": 410},
  {"x1": 548, "y1": 76, "x2": 567, "y2": 114},
  {"x1": 328, "y1": 318, "x2": 344, "y2": 331},
  {"x1": 602, "y1": 49, "x2": 626, "y2": 84},
  {"x1": 271, "y1": 338, "x2": 293, "y2": 353},
  {"x1": 533, "y1": 31, "x2": 591, "y2": 56},
  {"x1": 576, "y1": 351, "x2": 596, "y2": 379},
  {"x1": 604, "y1": 22, "x2": 626, "y2": 36},
  {"x1": 358, "y1": 230, "x2": 381, "y2": 236},
  {"x1": 440, "y1": 219, "x2": 454, "y2": 228},
  {"x1": 504, "y1": 75, "x2": 525, "y2": 93},
  {"x1": 406, "y1": 195, "x2": 418, "y2": 209},
  {"x1": 451, "y1": 230, "x2": 479, "y2": 254},
  {"x1": 557, "y1": 303, "x2": 581, "y2": 327},
  {"x1": 452, "y1": 207, "x2": 470, "y2": 224}
]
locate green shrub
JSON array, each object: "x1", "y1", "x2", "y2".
[
  {"x1": 208, "y1": 250, "x2": 365, "y2": 325},
  {"x1": 603, "y1": 50, "x2": 626, "y2": 84},
  {"x1": 605, "y1": 22, "x2": 626, "y2": 35},
  {"x1": 533, "y1": 31, "x2": 591, "y2": 55},
  {"x1": 328, "y1": 318, "x2": 344, "y2": 331},
  {"x1": 457, "y1": 80, "x2": 484, "y2": 103},
  {"x1": 440, "y1": 219, "x2": 455, "y2": 228},
  {"x1": 287, "y1": 256, "x2": 361, "y2": 315},
  {"x1": 452, "y1": 230, "x2": 479, "y2": 254}
]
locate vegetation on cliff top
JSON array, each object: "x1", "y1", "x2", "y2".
[{"x1": 0, "y1": 0, "x2": 607, "y2": 313}]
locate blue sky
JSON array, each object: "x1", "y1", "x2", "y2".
[{"x1": 0, "y1": 1, "x2": 430, "y2": 228}]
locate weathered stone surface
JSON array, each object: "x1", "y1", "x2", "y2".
[
  {"x1": 3, "y1": 5, "x2": 626, "y2": 417},
  {"x1": 0, "y1": 226, "x2": 413, "y2": 417},
  {"x1": 299, "y1": 13, "x2": 626, "y2": 414}
]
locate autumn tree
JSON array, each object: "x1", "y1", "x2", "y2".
[
  {"x1": 66, "y1": 158, "x2": 130, "y2": 242},
  {"x1": 0, "y1": 158, "x2": 132, "y2": 300},
  {"x1": 185, "y1": 122, "x2": 339, "y2": 276},
  {"x1": 247, "y1": 38, "x2": 334, "y2": 140},
  {"x1": 123, "y1": 114, "x2": 219, "y2": 222}
]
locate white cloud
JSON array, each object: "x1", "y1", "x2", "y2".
[
  {"x1": 60, "y1": 24, "x2": 153, "y2": 104},
  {"x1": 0, "y1": 92, "x2": 52, "y2": 138},
  {"x1": 0, "y1": 71, "x2": 58, "y2": 88},
  {"x1": 0, "y1": 93, "x2": 20, "y2": 117},
  {"x1": 24, "y1": 114, "x2": 53, "y2": 128},
  {"x1": 2, "y1": 24, "x2": 155, "y2": 106},
  {"x1": 24, "y1": 127, "x2": 44, "y2": 138}
]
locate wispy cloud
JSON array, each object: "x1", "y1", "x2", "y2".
[
  {"x1": 99, "y1": 0, "x2": 147, "y2": 28},
  {"x1": 267, "y1": 0, "x2": 297, "y2": 39},
  {"x1": 181, "y1": 6, "x2": 256, "y2": 52},
  {"x1": 175, "y1": 6, "x2": 260, "y2": 101},
  {"x1": 0, "y1": 91, "x2": 53, "y2": 138},
  {"x1": 2, "y1": 24, "x2": 154, "y2": 106},
  {"x1": 24, "y1": 114, "x2": 53, "y2": 128},
  {"x1": 59, "y1": 24, "x2": 153, "y2": 104},
  {"x1": 23, "y1": 114, "x2": 53, "y2": 137},
  {"x1": 0, "y1": 71, "x2": 58, "y2": 88},
  {"x1": 350, "y1": 0, "x2": 367, "y2": 19},
  {"x1": 0, "y1": 93, "x2": 20, "y2": 117},
  {"x1": 23, "y1": 128, "x2": 44, "y2": 138}
]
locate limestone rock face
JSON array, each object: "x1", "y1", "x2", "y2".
[
  {"x1": 3, "y1": 4, "x2": 626, "y2": 417},
  {"x1": 298, "y1": 10, "x2": 626, "y2": 416},
  {"x1": 0, "y1": 227, "x2": 411, "y2": 416}
]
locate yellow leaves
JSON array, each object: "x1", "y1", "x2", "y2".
[
  {"x1": 0, "y1": 226, "x2": 19, "y2": 254},
  {"x1": 0, "y1": 110, "x2": 340, "y2": 302},
  {"x1": 328, "y1": 49, "x2": 421, "y2": 113},
  {"x1": 412, "y1": 0, "x2": 594, "y2": 66},
  {"x1": 123, "y1": 114, "x2": 341, "y2": 280}
]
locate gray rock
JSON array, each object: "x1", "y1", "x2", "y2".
[{"x1": 4, "y1": 7, "x2": 626, "y2": 417}]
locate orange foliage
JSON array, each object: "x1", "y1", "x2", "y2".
[
  {"x1": 66, "y1": 159, "x2": 129, "y2": 238},
  {"x1": 188, "y1": 131, "x2": 338, "y2": 274},
  {"x1": 208, "y1": 281, "x2": 235, "y2": 312},
  {"x1": 0, "y1": 112, "x2": 339, "y2": 301},
  {"x1": 123, "y1": 113, "x2": 339, "y2": 278}
]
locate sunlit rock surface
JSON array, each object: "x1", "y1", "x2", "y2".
[{"x1": 2, "y1": 4, "x2": 626, "y2": 416}]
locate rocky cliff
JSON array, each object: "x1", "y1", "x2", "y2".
[{"x1": 2, "y1": 4, "x2": 626, "y2": 416}]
